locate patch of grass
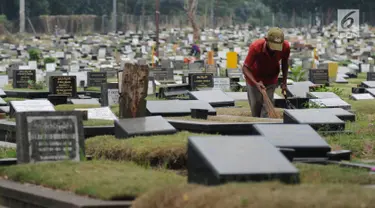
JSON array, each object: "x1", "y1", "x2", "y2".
[
  {"x1": 85, "y1": 87, "x2": 101, "y2": 92},
  {"x1": 133, "y1": 182, "x2": 375, "y2": 208},
  {"x1": 3, "y1": 97, "x2": 26, "y2": 103},
  {"x1": 0, "y1": 161, "x2": 185, "y2": 200},
  {"x1": 54, "y1": 104, "x2": 101, "y2": 111},
  {"x1": 0, "y1": 148, "x2": 16, "y2": 159},
  {"x1": 3, "y1": 84, "x2": 48, "y2": 92},
  {"x1": 86, "y1": 132, "x2": 206, "y2": 169}
]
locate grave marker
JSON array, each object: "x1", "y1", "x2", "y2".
[
  {"x1": 213, "y1": 77, "x2": 231, "y2": 91},
  {"x1": 189, "y1": 73, "x2": 214, "y2": 90},
  {"x1": 12, "y1": 70, "x2": 36, "y2": 88},
  {"x1": 75, "y1": 107, "x2": 117, "y2": 121},
  {"x1": 16, "y1": 111, "x2": 84, "y2": 164},
  {"x1": 367, "y1": 72, "x2": 375, "y2": 81},
  {"x1": 101, "y1": 83, "x2": 119, "y2": 107},
  {"x1": 87, "y1": 72, "x2": 107, "y2": 87},
  {"x1": 10, "y1": 100, "x2": 55, "y2": 118},
  {"x1": 49, "y1": 76, "x2": 77, "y2": 97},
  {"x1": 226, "y1": 52, "x2": 238, "y2": 69},
  {"x1": 309, "y1": 69, "x2": 329, "y2": 85}
]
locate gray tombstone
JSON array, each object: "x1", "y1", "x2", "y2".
[
  {"x1": 188, "y1": 136, "x2": 299, "y2": 185},
  {"x1": 188, "y1": 90, "x2": 235, "y2": 107},
  {"x1": 16, "y1": 111, "x2": 85, "y2": 164},
  {"x1": 146, "y1": 100, "x2": 216, "y2": 117},
  {"x1": 114, "y1": 116, "x2": 177, "y2": 138},
  {"x1": 101, "y1": 82, "x2": 119, "y2": 107}
]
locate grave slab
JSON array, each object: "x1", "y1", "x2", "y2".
[
  {"x1": 70, "y1": 98, "x2": 100, "y2": 105},
  {"x1": 147, "y1": 100, "x2": 216, "y2": 117},
  {"x1": 115, "y1": 116, "x2": 176, "y2": 138},
  {"x1": 284, "y1": 108, "x2": 355, "y2": 131},
  {"x1": 361, "y1": 81, "x2": 375, "y2": 88},
  {"x1": 365, "y1": 88, "x2": 375, "y2": 97},
  {"x1": 188, "y1": 136, "x2": 299, "y2": 185},
  {"x1": 309, "y1": 98, "x2": 351, "y2": 110},
  {"x1": 254, "y1": 124, "x2": 331, "y2": 158},
  {"x1": 350, "y1": 93, "x2": 374, "y2": 100},
  {"x1": 306, "y1": 92, "x2": 340, "y2": 99},
  {"x1": 189, "y1": 90, "x2": 235, "y2": 107},
  {"x1": 224, "y1": 92, "x2": 248, "y2": 101},
  {"x1": 335, "y1": 76, "x2": 348, "y2": 84}
]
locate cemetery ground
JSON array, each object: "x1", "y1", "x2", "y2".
[{"x1": 0, "y1": 73, "x2": 374, "y2": 207}]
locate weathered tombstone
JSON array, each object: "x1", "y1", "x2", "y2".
[
  {"x1": 70, "y1": 98, "x2": 100, "y2": 105},
  {"x1": 188, "y1": 136, "x2": 299, "y2": 185},
  {"x1": 87, "y1": 72, "x2": 107, "y2": 87},
  {"x1": 49, "y1": 76, "x2": 77, "y2": 97},
  {"x1": 189, "y1": 73, "x2": 214, "y2": 90},
  {"x1": 12, "y1": 69, "x2": 36, "y2": 88},
  {"x1": 0, "y1": 75, "x2": 9, "y2": 88},
  {"x1": 119, "y1": 63, "x2": 149, "y2": 118},
  {"x1": 149, "y1": 67, "x2": 173, "y2": 81},
  {"x1": 213, "y1": 77, "x2": 230, "y2": 91},
  {"x1": 101, "y1": 83, "x2": 119, "y2": 107},
  {"x1": 16, "y1": 111, "x2": 84, "y2": 164},
  {"x1": 46, "y1": 63, "x2": 56, "y2": 72},
  {"x1": 115, "y1": 116, "x2": 176, "y2": 138},
  {"x1": 309, "y1": 69, "x2": 329, "y2": 85}
]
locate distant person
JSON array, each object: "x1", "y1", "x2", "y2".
[
  {"x1": 190, "y1": 42, "x2": 201, "y2": 59},
  {"x1": 242, "y1": 27, "x2": 290, "y2": 118}
]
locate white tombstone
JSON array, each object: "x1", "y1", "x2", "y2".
[
  {"x1": 75, "y1": 107, "x2": 118, "y2": 121},
  {"x1": 11, "y1": 100, "x2": 55, "y2": 113},
  {"x1": 28, "y1": 61, "x2": 37, "y2": 70},
  {"x1": 0, "y1": 75, "x2": 8, "y2": 88},
  {"x1": 213, "y1": 77, "x2": 231, "y2": 91},
  {"x1": 69, "y1": 72, "x2": 87, "y2": 87},
  {"x1": 46, "y1": 63, "x2": 56, "y2": 72}
]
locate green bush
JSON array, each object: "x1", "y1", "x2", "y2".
[
  {"x1": 44, "y1": 57, "x2": 56, "y2": 64},
  {"x1": 27, "y1": 80, "x2": 45, "y2": 90},
  {"x1": 290, "y1": 65, "x2": 307, "y2": 82},
  {"x1": 28, "y1": 49, "x2": 42, "y2": 62}
]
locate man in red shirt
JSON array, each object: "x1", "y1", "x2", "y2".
[{"x1": 242, "y1": 27, "x2": 290, "y2": 118}]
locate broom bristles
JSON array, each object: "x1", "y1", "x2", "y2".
[{"x1": 260, "y1": 89, "x2": 278, "y2": 118}]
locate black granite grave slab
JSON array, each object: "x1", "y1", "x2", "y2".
[
  {"x1": 274, "y1": 97, "x2": 309, "y2": 109},
  {"x1": 254, "y1": 124, "x2": 331, "y2": 158},
  {"x1": 309, "y1": 69, "x2": 329, "y2": 85},
  {"x1": 188, "y1": 136, "x2": 299, "y2": 185},
  {"x1": 12, "y1": 70, "x2": 36, "y2": 88},
  {"x1": 16, "y1": 111, "x2": 85, "y2": 164},
  {"x1": 158, "y1": 84, "x2": 190, "y2": 99},
  {"x1": 283, "y1": 108, "x2": 355, "y2": 131},
  {"x1": 167, "y1": 119, "x2": 281, "y2": 135},
  {"x1": 352, "y1": 87, "x2": 366, "y2": 94},
  {"x1": 350, "y1": 94, "x2": 374, "y2": 100},
  {"x1": 70, "y1": 98, "x2": 100, "y2": 105},
  {"x1": 188, "y1": 90, "x2": 235, "y2": 107},
  {"x1": 0, "y1": 89, "x2": 6, "y2": 98},
  {"x1": 367, "y1": 72, "x2": 375, "y2": 81},
  {"x1": 49, "y1": 76, "x2": 77, "y2": 97},
  {"x1": 189, "y1": 73, "x2": 214, "y2": 90},
  {"x1": 115, "y1": 116, "x2": 176, "y2": 138},
  {"x1": 287, "y1": 82, "x2": 314, "y2": 98},
  {"x1": 101, "y1": 83, "x2": 119, "y2": 107},
  {"x1": 147, "y1": 100, "x2": 216, "y2": 117},
  {"x1": 48, "y1": 94, "x2": 68, "y2": 105},
  {"x1": 4, "y1": 91, "x2": 49, "y2": 99}
]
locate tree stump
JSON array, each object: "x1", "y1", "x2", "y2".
[{"x1": 119, "y1": 63, "x2": 149, "y2": 119}]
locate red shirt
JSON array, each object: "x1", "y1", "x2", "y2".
[{"x1": 243, "y1": 38, "x2": 290, "y2": 86}]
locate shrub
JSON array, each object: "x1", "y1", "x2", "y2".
[{"x1": 28, "y1": 49, "x2": 42, "y2": 62}]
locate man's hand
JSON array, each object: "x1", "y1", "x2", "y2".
[
  {"x1": 281, "y1": 82, "x2": 287, "y2": 97},
  {"x1": 256, "y1": 81, "x2": 266, "y2": 91}
]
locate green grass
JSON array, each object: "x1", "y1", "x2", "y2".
[
  {"x1": 0, "y1": 161, "x2": 185, "y2": 200},
  {"x1": 0, "y1": 148, "x2": 16, "y2": 159},
  {"x1": 3, "y1": 84, "x2": 48, "y2": 92},
  {"x1": 3, "y1": 97, "x2": 27, "y2": 102}
]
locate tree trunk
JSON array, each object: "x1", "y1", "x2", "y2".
[
  {"x1": 119, "y1": 63, "x2": 149, "y2": 119},
  {"x1": 185, "y1": 0, "x2": 200, "y2": 41}
]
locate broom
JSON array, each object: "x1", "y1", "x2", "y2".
[{"x1": 260, "y1": 88, "x2": 279, "y2": 118}]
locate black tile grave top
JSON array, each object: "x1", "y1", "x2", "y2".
[
  {"x1": 284, "y1": 108, "x2": 354, "y2": 124},
  {"x1": 115, "y1": 116, "x2": 176, "y2": 138},
  {"x1": 0, "y1": 89, "x2": 6, "y2": 97},
  {"x1": 287, "y1": 83, "x2": 311, "y2": 98},
  {"x1": 147, "y1": 100, "x2": 216, "y2": 116},
  {"x1": 254, "y1": 124, "x2": 330, "y2": 147},
  {"x1": 188, "y1": 136, "x2": 298, "y2": 175},
  {"x1": 224, "y1": 92, "x2": 248, "y2": 101},
  {"x1": 350, "y1": 94, "x2": 374, "y2": 100},
  {"x1": 70, "y1": 99, "x2": 100, "y2": 105},
  {"x1": 189, "y1": 90, "x2": 235, "y2": 107},
  {"x1": 309, "y1": 98, "x2": 351, "y2": 110}
]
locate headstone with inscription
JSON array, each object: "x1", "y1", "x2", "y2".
[
  {"x1": 49, "y1": 76, "x2": 77, "y2": 97},
  {"x1": 76, "y1": 107, "x2": 118, "y2": 121},
  {"x1": 213, "y1": 77, "x2": 231, "y2": 91},
  {"x1": 101, "y1": 83, "x2": 119, "y2": 107},
  {"x1": 12, "y1": 70, "x2": 36, "y2": 88},
  {"x1": 367, "y1": 72, "x2": 375, "y2": 81},
  {"x1": 16, "y1": 111, "x2": 84, "y2": 164},
  {"x1": 189, "y1": 73, "x2": 214, "y2": 90},
  {"x1": 87, "y1": 72, "x2": 107, "y2": 87},
  {"x1": 309, "y1": 69, "x2": 329, "y2": 85}
]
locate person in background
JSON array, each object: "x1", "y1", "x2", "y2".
[
  {"x1": 242, "y1": 27, "x2": 290, "y2": 118},
  {"x1": 190, "y1": 42, "x2": 201, "y2": 59}
]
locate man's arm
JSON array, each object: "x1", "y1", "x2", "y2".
[
  {"x1": 242, "y1": 44, "x2": 259, "y2": 85},
  {"x1": 281, "y1": 44, "x2": 291, "y2": 84}
]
